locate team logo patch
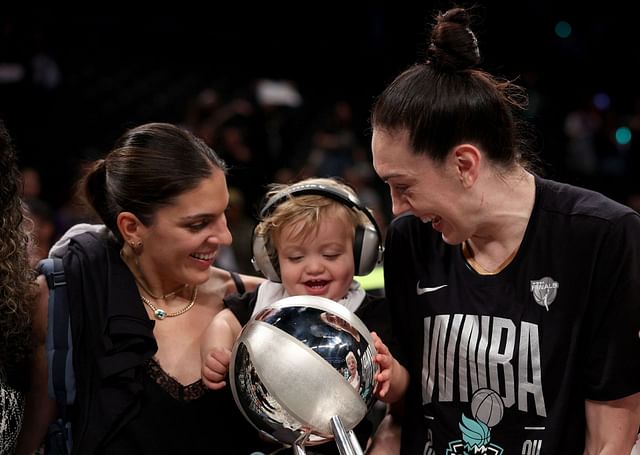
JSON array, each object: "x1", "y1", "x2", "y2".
[
  {"x1": 445, "y1": 388, "x2": 505, "y2": 454},
  {"x1": 530, "y1": 276, "x2": 559, "y2": 311}
]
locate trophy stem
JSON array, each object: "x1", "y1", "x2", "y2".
[
  {"x1": 291, "y1": 430, "x2": 311, "y2": 455},
  {"x1": 330, "y1": 415, "x2": 364, "y2": 455},
  {"x1": 348, "y1": 429, "x2": 363, "y2": 455},
  {"x1": 292, "y1": 443, "x2": 307, "y2": 455}
]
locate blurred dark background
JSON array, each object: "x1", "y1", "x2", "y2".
[{"x1": 2, "y1": 2, "x2": 639, "y2": 271}]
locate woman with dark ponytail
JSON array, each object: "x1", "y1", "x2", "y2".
[
  {"x1": 23, "y1": 122, "x2": 266, "y2": 454},
  {"x1": 369, "y1": 7, "x2": 640, "y2": 454}
]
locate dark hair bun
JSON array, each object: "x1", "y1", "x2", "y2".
[{"x1": 427, "y1": 7, "x2": 481, "y2": 71}]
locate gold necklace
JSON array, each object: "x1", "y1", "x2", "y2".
[
  {"x1": 461, "y1": 240, "x2": 518, "y2": 276},
  {"x1": 141, "y1": 286, "x2": 198, "y2": 320},
  {"x1": 119, "y1": 249, "x2": 187, "y2": 300},
  {"x1": 135, "y1": 278, "x2": 187, "y2": 301}
]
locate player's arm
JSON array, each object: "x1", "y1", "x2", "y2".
[{"x1": 584, "y1": 392, "x2": 640, "y2": 454}]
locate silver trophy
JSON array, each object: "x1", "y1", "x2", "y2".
[{"x1": 229, "y1": 295, "x2": 378, "y2": 455}]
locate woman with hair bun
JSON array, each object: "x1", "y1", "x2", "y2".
[
  {"x1": 20, "y1": 122, "x2": 266, "y2": 454},
  {"x1": 369, "y1": 7, "x2": 640, "y2": 454}
]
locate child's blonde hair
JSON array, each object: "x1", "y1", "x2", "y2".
[{"x1": 255, "y1": 177, "x2": 371, "y2": 268}]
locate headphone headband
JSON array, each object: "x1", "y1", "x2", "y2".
[{"x1": 259, "y1": 183, "x2": 378, "y2": 230}]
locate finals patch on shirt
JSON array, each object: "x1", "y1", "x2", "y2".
[{"x1": 530, "y1": 277, "x2": 559, "y2": 311}]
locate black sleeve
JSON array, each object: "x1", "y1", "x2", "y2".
[
  {"x1": 228, "y1": 270, "x2": 246, "y2": 294},
  {"x1": 382, "y1": 217, "x2": 411, "y2": 369},
  {"x1": 223, "y1": 290, "x2": 259, "y2": 326},
  {"x1": 584, "y1": 211, "x2": 640, "y2": 400},
  {"x1": 356, "y1": 294, "x2": 401, "y2": 360}
]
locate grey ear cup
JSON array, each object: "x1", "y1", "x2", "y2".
[
  {"x1": 354, "y1": 223, "x2": 383, "y2": 276},
  {"x1": 251, "y1": 234, "x2": 281, "y2": 282},
  {"x1": 251, "y1": 182, "x2": 384, "y2": 281}
]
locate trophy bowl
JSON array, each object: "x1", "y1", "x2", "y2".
[{"x1": 229, "y1": 295, "x2": 378, "y2": 451}]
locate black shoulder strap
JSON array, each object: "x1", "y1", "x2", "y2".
[
  {"x1": 38, "y1": 258, "x2": 75, "y2": 454},
  {"x1": 39, "y1": 257, "x2": 75, "y2": 409},
  {"x1": 229, "y1": 271, "x2": 246, "y2": 294}
]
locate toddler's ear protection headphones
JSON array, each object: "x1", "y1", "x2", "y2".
[{"x1": 251, "y1": 182, "x2": 384, "y2": 282}]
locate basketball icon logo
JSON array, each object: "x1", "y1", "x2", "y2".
[{"x1": 471, "y1": 388, "x2": 504, "y2": 428}]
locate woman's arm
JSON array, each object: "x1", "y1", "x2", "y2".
[
  {"x1": 584, "y1": 392, "x2": 640, "y2": 455},
  {"x1": 15, "y1": 276, "x2": 57, "y2": 455}
]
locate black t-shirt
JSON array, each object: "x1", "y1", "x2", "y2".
[{"x1": 384, "y1": 176, "x2": 640, "y2": 454}]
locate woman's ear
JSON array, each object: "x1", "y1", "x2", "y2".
[
  {"x1": 116, "y1": 211, "x2": 143, "y2": 245},
  {"x1": 453, "y1": 144, "x2": 481, "y2": 188}
]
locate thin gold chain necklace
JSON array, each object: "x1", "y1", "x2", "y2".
[
  {"x1": 119, "y1": 249, "x2": 187, "y2": 301},
  {"x1": 135, "y1": 278, "x2": 187, "y2": 301},
  {"x1": 141, "y1": 286, "x2": 198, "y2": 320},
  {"x1": 461, "y1": 240, "x2": 518, "y2": 276}
]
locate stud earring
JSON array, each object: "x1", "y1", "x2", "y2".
[{"x1": 129, "y1": 240, "x2": 143, "y2": 254}]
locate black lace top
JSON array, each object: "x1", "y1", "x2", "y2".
[
  {"x1": 100, "y1": 358, "x2": 267, "y2": 454},
  {"x1": 145, "y1": 358, "x2": 206, "y2": 402}
]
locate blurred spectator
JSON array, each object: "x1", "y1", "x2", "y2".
[
  {"x1": 307, "y1": 100, "x2": 365, "y2": 179},
  {"x1": 343, "y1": 163, "x2": 387, "y2": 234},
  {"x1": 23, "y1": 198, "x2": 55, "y2": 268},
  {"x1": 563, "y1": 96, "x2": 602, "y2": 177},
  {"x1": 182, "y1": 88, "x2": 223, "y2": 146},
  {"x1": 54, "y1": 162, "x2": 99, "y2": 237},
  {"x1": 272, "y1": 167, "x2": 298, "y2": 184},
  {"x1": 213, "y1": 187, "x2": 257, "y2": 275},
  {"x1": 251, "y1": 78, "x2": 306, "y2": 171},
  {"x1": 225, "y1": 187, "x2": 257, "y2": 274},
  {"x1": 19, "y1": 167, "x2": 42, "y2": 199}
]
